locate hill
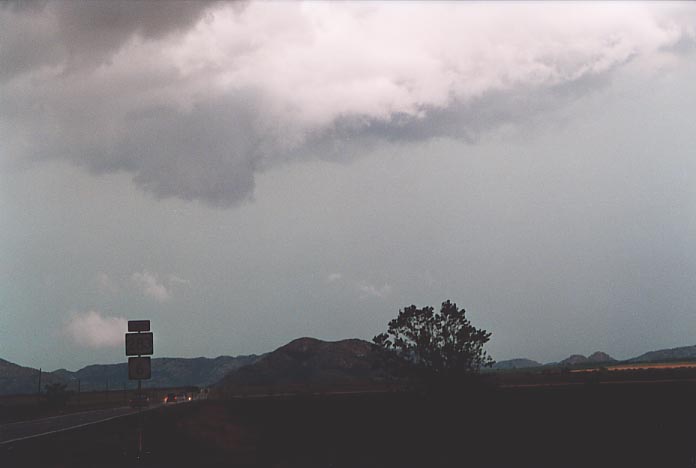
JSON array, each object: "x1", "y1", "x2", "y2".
[
  {"x1": 0, "y1": 359, "x2": 66, "y2": 396},
  {"x1": 558, "y1": 352, "x2": 616, "y2": 367},
  {"x1": 492, "y1": 358, "x2": 542, "y2": 370},
  {"x1": 587, "y1": 351, "x2": 616, "y2": 363},
  {"x1": 216, "y1": 337, "x2": 385, "y2": 392},
  {"x1": 627, "y1": 345, "x2": 696, "y2": 363}
]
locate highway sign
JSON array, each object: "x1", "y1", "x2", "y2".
[
  {"x1": 128, "y1": 320, "x2": 150, "y2": 332},
  {"x1": 125, "y1": 332, "x2": 153, "y2": 356},
  {"x1": 128, "y1": 357, "x2": 151, "y2": 380}
]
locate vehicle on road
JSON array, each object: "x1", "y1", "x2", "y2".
[
  {"x1": 129, "y1": 394, "x2": 149, "y2": 408},
  {"x1": 164, "y1": 393, "x2": 177, "y2": 403}
]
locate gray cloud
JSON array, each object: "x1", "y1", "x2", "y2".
[
  {"x1": 0, "y1": 1, "x2": 218, "y2": 81},
  {"x1": 2, "y1": 2, "x2": 695, "y2": 207},
  {"x1": 119, "y1": 96, "x2": 262, "y2": 205},
  {"x1": 300, "y1": 72, "x2": 614, "y2": 164}
]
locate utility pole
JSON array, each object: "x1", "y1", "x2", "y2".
[{"x1": 37, "y1": 368, "x2": 42, "y2": 404}]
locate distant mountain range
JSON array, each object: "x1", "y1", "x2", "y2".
[
  {"x1": 627, "y1": 345, "x2": 696, "y2": 364},
  {"x1": 6, "y1": 341, "x2": 696, "y2": 396},
  {"x1": 494, "y1": 351, "x2": 618, "y2": 369},
  {"x1": 494, "y1": 345, "x2": 696, "y2": 370},
  {"x1": 0, "y1": 355, "x2": 259, "y2": 396},
  {"x1": 492, "y1": 346, "x2": 696, "y2": 370},
  {"x1": 56, "y1": 355, "x2": 260, "y2": 391}
]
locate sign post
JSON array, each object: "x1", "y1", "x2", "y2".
[{"x1": 126, "y1": 319, "x2": 153, "y2": 461}]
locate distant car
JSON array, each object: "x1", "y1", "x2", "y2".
[
  {"x1": 164, "y1": 393, "x2": 177, "y2": 403},
  {"x1": 129, "y1": 394, "x2": 149, "y2": 408}
]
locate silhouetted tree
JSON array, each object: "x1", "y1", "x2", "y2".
[{"x1": 373, "y1": 300, "x2": 494, "y2": 387}]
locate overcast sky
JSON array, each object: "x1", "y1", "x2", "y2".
[{"x1": 2, "y1": 1, "x2": 696, "y2": 371}]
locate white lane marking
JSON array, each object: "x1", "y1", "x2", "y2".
[
  {"x1": 1, "y1": 406, "x2": 131, "y2": 428},
  {"x1": 0, "y1": 405, "x2": 162, "y2": 446}
]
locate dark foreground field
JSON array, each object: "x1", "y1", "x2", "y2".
[{"x1": 3, "y1": 381, "x2": 696, "y2": 468}]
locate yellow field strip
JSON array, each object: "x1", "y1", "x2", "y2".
[{"x1": 570, "y1": 362, "x2": 696, "y2": 373}]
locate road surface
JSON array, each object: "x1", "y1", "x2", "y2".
[{"x1": 0, "y1": 404, "x2": 164, "y2": 444}]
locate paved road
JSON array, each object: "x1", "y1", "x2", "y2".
[{"x1": 0, "y1": 405, "x2": 162, "y2": 444}]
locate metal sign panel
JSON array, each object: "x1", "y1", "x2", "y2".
[
  {"x1": 128, "y1": 320, "x2": 151, "y2": 332},
  {"x1": 128, "y1": 357, "x2": 151, "y2": 380},
  {"x1": 125, "y1": 332, "x2": 154, "y2": 356}
]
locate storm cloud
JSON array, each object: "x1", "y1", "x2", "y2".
[{"x1": 2, "y1": 2, "x2": 695, "y2": 207}]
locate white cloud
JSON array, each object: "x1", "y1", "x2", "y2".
[
  {"x1": 96, "y1": 272, "x2": 119, "y2": 293},
  {"x1": 65, "y1": 310, "x2": 126, "y2": 348},
  {"x1": 192, "y1": 3, "x2": 689, "y2": 128},
  {"x1": 326, "y1": 273, "x2": 342, "y2": 284},
  {"x1": 357, "y1": 282, "x2": 392, "y2": 300},
  {"x1": 132, "y1": 271, "x2": 171, "y2": 302},
  {"x1": 168, "y1": 274, "x2": 191, "y2": 286},
  {"x1": 326, "y1": 272, "x2": 390, "y2": 298}
]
